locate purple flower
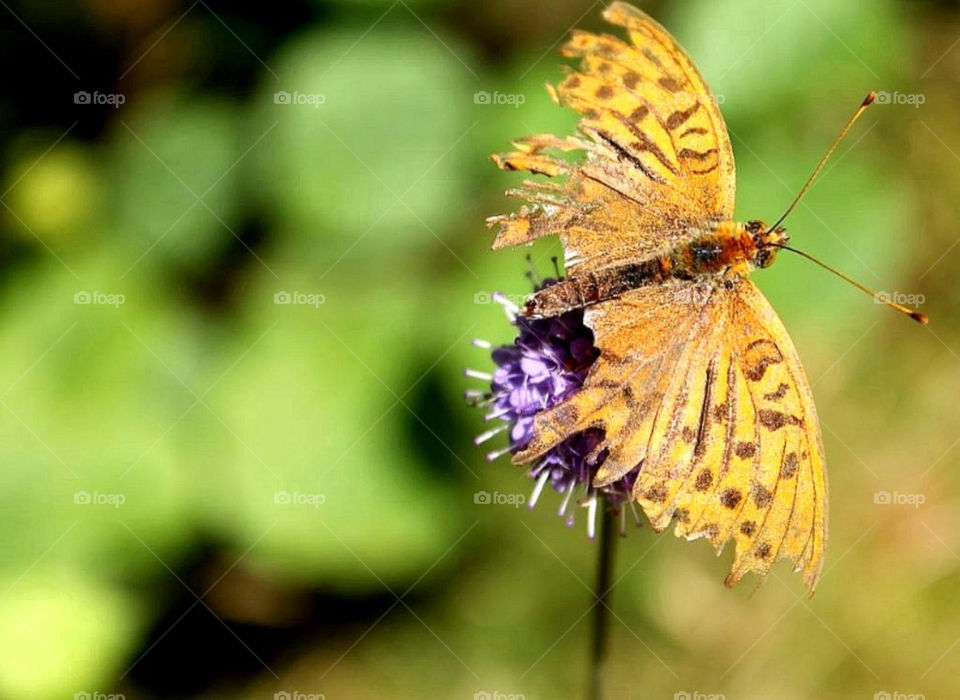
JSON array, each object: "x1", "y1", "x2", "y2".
[{"x1": 466, "y1": 282, "x2": 641, "y2": 538}]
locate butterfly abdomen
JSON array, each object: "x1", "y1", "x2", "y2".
[{"x1": 525, "y1": 222, "x2": 755, "y2": 318}]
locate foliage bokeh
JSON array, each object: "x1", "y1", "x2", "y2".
[{"x1": 0, "y1": 0, "x2": 957, "y2": 697}]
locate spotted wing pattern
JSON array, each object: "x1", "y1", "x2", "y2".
[
  {"x1": 515, "y1": 277, "x2": 827, "y2": 593},
  {"x1": 486, "y1": 2, "x2": 736, "y2": 272}
]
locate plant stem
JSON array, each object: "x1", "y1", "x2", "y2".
[{"x1": 588, "y1": 508, "x2": 617, "y2": 700}]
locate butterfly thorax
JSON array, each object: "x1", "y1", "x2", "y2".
[{"x1": 525, "y1": 219, "x2": 787, "y2": 318}]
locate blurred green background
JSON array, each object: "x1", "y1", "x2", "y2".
[{"x1": 0, "y1": 0, "x2": 957, "y2": 697}]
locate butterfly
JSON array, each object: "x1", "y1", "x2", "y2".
[{"x1": 485, "y1": 2, "x2": 876, "y2": 594}]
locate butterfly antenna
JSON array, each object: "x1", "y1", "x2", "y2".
[
  {"x1": 772, "y1": 244, "x2": 929, "y2": 324},
  {"x1": 766, "y1": 92, "x2": 877, "y2": 234}
]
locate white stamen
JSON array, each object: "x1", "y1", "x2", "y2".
[
  {"x1": 474, "y1": 424, "x2": 507, "y2": 445},
  {"x1": 585, "y1": 492, "x2": 598, "y2": 540},
  {"x1": 485, "y1": 445, "x2": 514, "y2": 461},
  {"x1": 492, "y1": 292, "x2": 519, "y2": 321},
  {"x1": 559, "y1": 480, "x2": 576, "y2": 516},
  {"x1": 629, "y1": 500, "x2": 643, "y2": 527},
  {"x1": 464, "y1": 369, "x2": 492, "y2": 381},
  {"x1": 484, "y1": 406, "x2": 510, "y2": 422},
  {"x1": 529, "y1": 470, "x2": 551, "y2": 508},
  {"x1": 472, "y1": 338, "x2": 492, "y2": 349},
  {"x1": 464, "y1": 389, "x2": 485, "y2": 398}
]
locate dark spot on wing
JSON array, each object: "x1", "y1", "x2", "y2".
[
  {"x1": 713, "y1": 401, "x2": 728, "y2": 423},
  {"x1": 595, "y1": 85, "x2": 614, "y2": 100},
  {"x1": 758, "y1": 409, "x2": 801, "y2": 431},
  {"x1": 657, "y1": 75, "x2": 682, "y2": 92},
  {"x1": 645, "y1": 482, "x2": 668, "y2": 503},
  {"x1": 781, "y1": 452, "x2": 799, "y2": 479},
  {"x1": 642, "y1": 47, "x2": 663, "y2": 67},
  {"x1": 735, "y1": 441, "x2": 757, "y2": 459},
  {"x1": 756, "y1": 541, "x2": 772, "y2": 559},
  {"x1": 623, "y1": 71, "x2": 640, "y2": 89},
  {"x1": 666, "y1": 102, "x2": 700, "y2": 130},
  {"x1": 743, "y1": 338, "x2": 783, "y2": 381},
  {"x1": 764, "y1": 383, "x2": 790, "y2": 401},
  {"x1": 740, "y1": 521, "x2": 756, "y2": 537},
  {"x1": 695, "y1": 469, "x2": 713, "y2": 491},
  {"x1": 752, "y1": 484, "x2": 773, "y2": 508},
  {"x1": 720, "y1": 488, "x2": 742, "y2": 509}
]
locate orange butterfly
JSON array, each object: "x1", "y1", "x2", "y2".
[{"x1": 486, "y1": 2, "x2": 924, "y2": 594}]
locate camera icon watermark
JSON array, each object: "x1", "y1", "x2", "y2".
[
  {"x1": 274, "y1": 91, "x2": 325, "y2": 108},
  {"x1": 274, "y1": 490, "x2": 325, "y2": 508},
  {"x1": 274, "y1": 291, "x2": 325, "y2": 307},
  {"x1": 74, "y1": 291, "x2": 125, "y2": 308},
  {"x1": 873, "y1": 491, "x2": 925, "y2": 508},
  {"x1": 873, "y1": 291, "x2": 925, "y2": 307},
  {"x1": 74, "y1": 491, "x2": 126, "y2": 508},
  {"x1": 873, "y1": 91, "x2": 925, "y2": 108},
  {"x1": 474, "y1": 291, "x2": 527, "y2": 305},
  {"x1": 474, "y1": 490, "x2": 525, "y2": 508},
  {"x1": 474, "y1": 90, "x2": 525, "y2": 108},
  {"x1": 74, "y1": 91, "x2": 126, "y2": 108}
]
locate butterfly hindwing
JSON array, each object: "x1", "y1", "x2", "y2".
[{"x1": 515, "y1": 278, "x2": 827, "y2": 593}]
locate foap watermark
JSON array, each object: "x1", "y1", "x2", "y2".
[
  {"x1": 874, "y1": 490, "x2": 925, "y2": 508},
  {"x1": 74, "y1": 693, "x2": 125, "y2": 700},
  {"x1": 874, "y1": 291, "x2": 925, "y2": 307},
  {"x1": 474, "y1": 490, "x2": 526, "y2": 508},
  {"x1": 274, "y1": 490, "x2": 325, "y2": 508},
  {"x1": 674, "y1": 91, "x2": 725, "y2": 107},
  {"x1": 274, "y1": 91, "x2": 325, "y2": 108},
  {"x1": 474, "y1": 90, "x2": 525, "y2": 108},
  {"x1": 75, "y1": 291, "x2": 125, "y2": 308},
  {"x1": 666, "y1": 285, "x2": 712, "y2": 308},
  {"x1": 473, "y1": 692, "x2": 525, "y2": 700},
  {"x1": 74, "y1": 491, "x2": 126, "y2": 508},
  {"x1": 74, "y1": 91, "x2": 125, "y2": 108},
  {"x1": 274, "y1": 291, "x2": 325, "y2": 307},
  {"x1": 874, "y1": 692, "x2": 925, "y2": 700},
  {"x1": 674, "y1": 693, "x2": 725, "y2": 700},
  {"x1": 273, "y1": 692, "x2": 325, "y2": 700},
  {"x1": 674, "y1": 492, "x2": 722, "y2": 507},
  {"x1": 874, "y1": 91, "x2": 925, "y2": 108},
  {"x1": 474, "y1": 291, "x2": 528, "y2": 306}
]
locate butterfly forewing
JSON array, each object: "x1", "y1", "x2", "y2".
[{"x1": 487, "y1": 2, "x2": 735, "y2": 273}]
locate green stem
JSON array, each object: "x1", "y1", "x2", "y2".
[{"x1": 588, "y1": 508, "x2": 618, "y2": 700}]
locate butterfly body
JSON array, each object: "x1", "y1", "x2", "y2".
[{"x1": 526, "y1": 220, "x2": 788, "y2": 318}]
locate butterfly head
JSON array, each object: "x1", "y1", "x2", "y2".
[{"x1": 746, "y1": 220, "x2": 789, "y2": 269}]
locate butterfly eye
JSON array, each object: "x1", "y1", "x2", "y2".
[{"x1": 755, "y1": 247, "x2": 778, "y2": 269}]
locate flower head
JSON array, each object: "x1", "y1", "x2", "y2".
[{"x1": 466, "y1": 280, "x2": 641, "y2": 537}]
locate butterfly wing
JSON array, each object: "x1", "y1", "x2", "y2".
[
  {"x1": 516, "y1": 276, "x2": 827, "y2": 593},
  {"x1": 487, "y1": 2, "x2": 736, "y2": 272}
]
